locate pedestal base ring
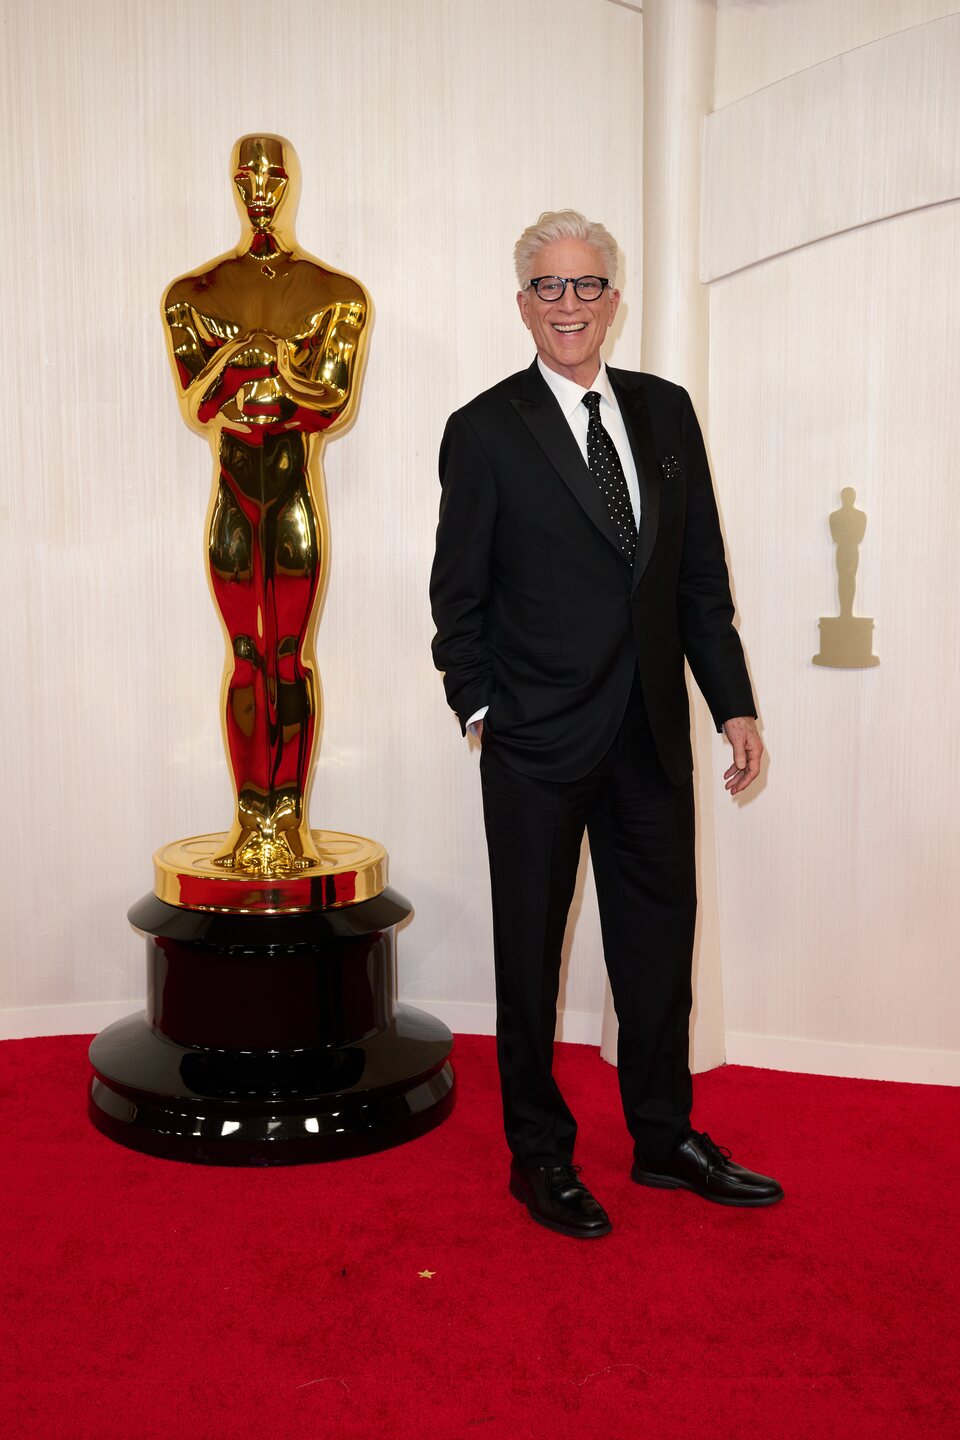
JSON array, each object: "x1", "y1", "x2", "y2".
[{"x1": 89, "y1": 1005, "x2": 454, "y2": 1166}]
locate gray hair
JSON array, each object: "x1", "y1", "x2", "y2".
[{"x1": 514, "y1": 209, "x2": 619, "y2": 289}]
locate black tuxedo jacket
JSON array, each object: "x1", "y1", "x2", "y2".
[{"x1": 430, "y1": 360, "x2": 755, "y2": 785}]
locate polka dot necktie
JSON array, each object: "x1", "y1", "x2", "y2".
[{"x1": 582, "y1": 390, "x2": 637, "y2": 564}]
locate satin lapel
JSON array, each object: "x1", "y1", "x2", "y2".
[
  {"x1": 612, "y1": 375, "x2": 661, "y2": 589},
  {"x1": 509, "y1": 363, "x2": 624, "y2": 559}
]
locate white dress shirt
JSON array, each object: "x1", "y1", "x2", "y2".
[
  {"x1": 467, "y1": 359, "x2": 640, "y2": 734},
  {"x1": 535, "y1": 357, "x2": 641, "y2": 527}
]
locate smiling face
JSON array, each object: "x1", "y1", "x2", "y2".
[{"x1": 516, "y1": 237, "x2": 620, "y2": 387}]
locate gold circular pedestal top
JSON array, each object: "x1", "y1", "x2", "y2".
[{"x1": 153, "y1": 831, "x2": 387, "y2": 914}]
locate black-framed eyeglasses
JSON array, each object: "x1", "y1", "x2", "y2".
[{"x1": 526, "y1": 275, "x2": 610, "y2": 302}]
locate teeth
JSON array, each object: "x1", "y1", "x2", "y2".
[{"x1": 554, "y1": 323, "x2": 585, "y2": 332}]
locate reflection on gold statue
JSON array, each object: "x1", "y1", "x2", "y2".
[
  {"x1": 162, "y1": 135, "x2": 369, "y2": 876},
  {"x1": 813, "y1": 487, "x2": 880, "y2": 669}
]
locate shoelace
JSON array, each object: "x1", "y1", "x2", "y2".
[
  {"x1": 698, "y1": 1132, "x2": 733, "y2": 1168},
  {"x1": 547, "y1": 1165, "x2": 584, "y2": 1194}
]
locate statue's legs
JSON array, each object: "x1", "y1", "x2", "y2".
[
  {"x1": 208, "y1": 430, "x2": 322, "y2": 873},
  {"x1": 837, "y1": 548, "x2": 859, "y2": 620}
]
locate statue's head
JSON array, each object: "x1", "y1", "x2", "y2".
[
  {"x1": 841, "y1": 486, "x2": 856, "y2": 504},
  {"x1": 231, "y1": 134, "x2": 301, "y2": 235}
]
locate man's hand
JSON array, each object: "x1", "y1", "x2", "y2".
[
  {"x1": 722, "y1": 716, "x2": 763, "y2": 795},
  {"x1": 468, "y1": 718, "x2": 484, "y2": 743}
]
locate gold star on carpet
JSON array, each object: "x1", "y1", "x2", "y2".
[{"x1": 417, "y1": 1269, "x2": 436, "y2": 1279}]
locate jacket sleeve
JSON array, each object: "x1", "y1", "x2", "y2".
[
  {"x1": 429, "y1": 409, "x2": 499, "y2": 732},
  {"x1": 675, "y1": 388, "x2": 757, "y2": 730}
]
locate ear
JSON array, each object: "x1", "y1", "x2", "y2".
[
  {"x1": 516, "y1": 290, "x2": 532, "y2": 330},
  {"x1": 607, "y1": 288, "x2": 621, "y2": 325}
]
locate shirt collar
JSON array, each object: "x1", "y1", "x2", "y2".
[{"x1": 536, "y1": 356, "x2": 616, "y2": 420}]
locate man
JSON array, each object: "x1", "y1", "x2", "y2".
[{"x1": 430, "y1": 210, "x2": 782, "y2": 1238}]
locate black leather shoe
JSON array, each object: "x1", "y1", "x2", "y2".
[
  {"x1": 631, "y1": 1131, "x2": 784, "y2": 1207},
  {"x1": 509, "y1": 1161, "x2": 612, "y2": 1238}
]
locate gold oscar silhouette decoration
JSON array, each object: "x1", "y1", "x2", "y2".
[
  {"x1": 813, "y1": 488, "x2": 880, "y2": 669},
  {"x1": 88, "y1": 136, "x2": 455, "y2": 1165}
]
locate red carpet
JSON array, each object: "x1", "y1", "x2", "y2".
[{"x1": 2, "y1": 1033, "x2": 958, "y2": 1438}]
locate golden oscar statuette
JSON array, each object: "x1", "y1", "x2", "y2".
[{"x1": 88, "y1": 136, "x2": 454, "y2": 1164}]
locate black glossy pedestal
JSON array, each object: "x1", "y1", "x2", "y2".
[{"x1": 88, "y1": 889, "x2": 455, "y2": 1164}]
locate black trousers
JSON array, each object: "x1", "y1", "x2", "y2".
[{"x1": 480, "y1": 678, "x2": 697, "y2": 1166}]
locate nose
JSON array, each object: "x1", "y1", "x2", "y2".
[{"x1": 557, "y1": 281, "x2": 582, "y2": 311}]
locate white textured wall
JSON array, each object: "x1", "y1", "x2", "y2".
[
  {"x1": 704, "y1": 14, "x2": 960, "y2": 281},
  {"x1": 0, "y1": 0, "x2": 643, "y2": 1038},
  {"x1": 707, "y1": 2, "x2": 960, "y2": 1082},
  {"x1": 713, "y1": 0, "x2": 960, "y2": 108}
]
